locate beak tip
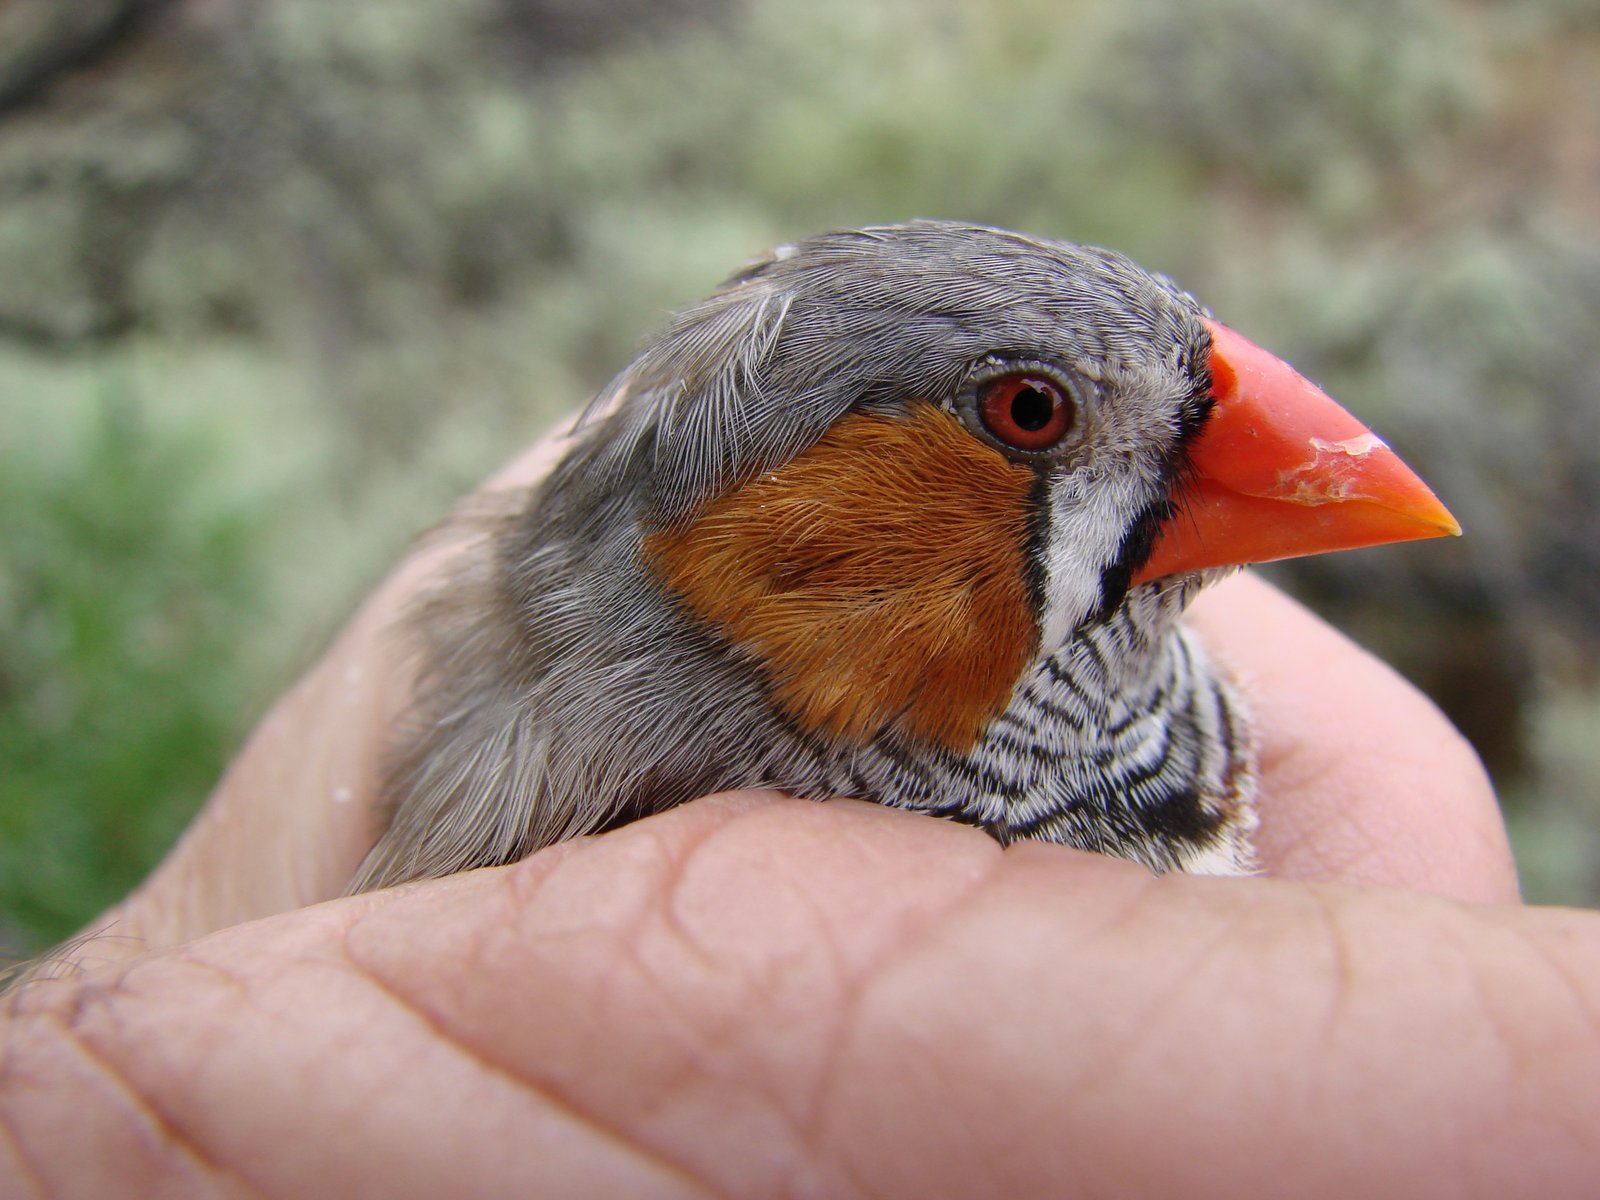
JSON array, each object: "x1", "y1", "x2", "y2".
[{"x1": 1399, "y1": 492, "x2": 1461, "y2": 541}]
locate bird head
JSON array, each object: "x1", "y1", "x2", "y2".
[
  {"x1": 355, "y1": 221, "x2": 1460, "y2": 891},
  {"x1": 540, "y1": 221, "x2": 1454, "y2": 754}
]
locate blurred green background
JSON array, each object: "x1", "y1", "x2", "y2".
[{"x1": 3, "y1": 0, "x2": 1598, "y2": 956}]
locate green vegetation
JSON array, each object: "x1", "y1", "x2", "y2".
[
  {"x1": 0, "y1": 356, "x2": 262, "y2": 945},
  {"x1": 3, "y1": 0, "x2": 1598, "y2": 952}
]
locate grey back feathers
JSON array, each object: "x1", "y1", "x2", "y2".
[{"x1": 348, "y1": 221, "x2": 1250, "y2": 893}]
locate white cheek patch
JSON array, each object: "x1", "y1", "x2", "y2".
[{"x1": 1037, "y1": 466, "x2": 1152, "y2": 648}]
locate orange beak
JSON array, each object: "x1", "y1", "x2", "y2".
[{"x1": 1132, "y1": 320, "x2": 1460, "y2": 584}]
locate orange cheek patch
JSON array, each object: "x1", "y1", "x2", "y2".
[{"x1": 644, "y1": 404, "x2": 1041, "y2": 751}]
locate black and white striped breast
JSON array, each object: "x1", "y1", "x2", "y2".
[{"x1": 749, "y1": 574, "x2": 1258, "y2": 875}]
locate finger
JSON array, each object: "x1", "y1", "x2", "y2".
[
  {"x1": 330, "y1": 796, "x2": 1600, "y2": 1199},
  {"x1": 17, "y1": 796, "x2": 1593, "y2": 1199},
  {"x1": 1186, "y1": 572, "x2": 1517, "y2": 902}
]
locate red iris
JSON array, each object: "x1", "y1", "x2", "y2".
[{"x1": 977, "y1": 373, "x2": 1076, "y2": 452}]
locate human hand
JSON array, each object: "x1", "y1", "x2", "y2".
[{"x1": 8, "y1": 433, "x2": 1596, "y2": 1199}]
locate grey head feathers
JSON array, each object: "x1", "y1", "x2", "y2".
[
  {"x1": 566, "y1": 220, "x2": 1210, "y2": 526},
  {"x1": 348, "y1": 220, "x2": 1252, "y2": 893}
]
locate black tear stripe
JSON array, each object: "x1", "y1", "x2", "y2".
[
  {"x1": 1094, "y1": 331, "x2": 1219, "y2": 620},
  {"x1": 1021, "y1": 469, "x2": 1052, "y2": 618},
  {"x1": 1094, "y1": 492, "x2": 1177, "y2": 622}
]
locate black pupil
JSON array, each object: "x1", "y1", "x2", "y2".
[{"x1": 1010, "y1": 384, "x2": 1055, "y2": 431}]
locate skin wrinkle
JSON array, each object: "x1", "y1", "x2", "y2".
[
  {"x1": 636, "y1": 797, "x2": 1015, "y2": 1197},
  {"x1": 896, "y1": 870, "x2": 1356, "y2": 1196},
  {"x1": 1011, "y1": 843, "x2": 1170, "y2": 948},
  {"x1": 598, "y1": 924, "x2": 741, "y2": 1130},
  {"x1": 1339, "y1": 897, "x2": 1593, "y2": 1198},
  {"x1": 155, "y1": 914, "x2": 394, "y2": 1053},
  {"x1": 641, "y1": 883, "x2": 856, "y2": 1192},
  {"x1": 541, "y1": 807, "x2": 781, "y2": 1091},
  {"x1": 1022, "y1": 868, "x2": 1261, "y2": 1102},
  {"x1": 1521, "y1": 940, "x2": 1600, "y2": 1159},
  {"x1": 789, "y1": 838, "x2": 1008, "y2": 1184},
  {"x1": 164, "y1": 948, "x2": 261, "y2": 1007},
  {"x1": 336, "y1": 925, "x2": 724, "y2": 1200},
  {"x1": 1401, "y1": 910, "x2": 1581, "y2": 1199},
  {"x1": 83, "y1": 909, "x2": 701, "y2": 1196},
  {"x1": 1303, "y1": 886, "x2": 1358, "y2": 1082},
  {"x1": 991, "y1": 873, "x2": 1183, "y2": 1106},
  {"x1": 786, "y1": 927, "x2": 907, "y2": 1156},
  {"x1": 784, "y1": 1001, "x2": 873, "y2": 1200},
  {"x1": 26, "y1": 990, "x2": 253, "y2": 1197},
  {"x1": 501, "y1": 820, "x2": 599, "y2": 913},
  {"x1": 358, "y1": 886, "x2": 737, "y2": 1200},
  {"x1": 1432, "y1": 925, "x2": 1524, "y2": 1190},
  {"x1": 0, "y1": 1023, "x2": 52, "y2": 1200},
  {"x1": 450, "y1": 867, "x2": 684, "y2": 1055},
  {"x1": 4, "y1": 927, "x2": 150, "y2": 995},
  {"x1": 1459, "y1": 914, "x2": 1600, "y2": 1152},
  {"x1": 344, "y1": 828, "x2": 743, "y2": 1199},
  {"x1": 1448, "y1": 925, "x2": 1525, "y2": 1160},
  {"x1": 0, "y1": 1130, "x2": 45, "y2": 1200},
  {"x1": 643, "y1": 883, "x2": 732, "y2": 985},
  {"x1": 1297, "y1": 793, "x2": 1394, "y2": 885},
  {"x1": 810, "y1": 938, "x2": 991, "y2": 1193},
  {"x1": 1526, "y1": 927, "x2": 1600, "y2": 1047},
  {"x1": 643, "y1": 836, "x2": 747, "y2": 983},
  {"x1": 815, "y1": 866, "x2": 1109, "y2": 1196},
  {"x1": 78, "y1": 966, "x2": 279, "y2": 1199},
  {"x1": 647, "y1": 804, "x2": 923, "y2": 1194},
  {"x1": 799, "y1": 835, "x2": 1036, "y2": 1172},
  {"x1": 660, "y1": 863, "x2": 834, "y2": 1050}
]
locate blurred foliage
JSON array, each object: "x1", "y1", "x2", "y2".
[
  {"x1": 0, "y1": 359, "x2": 264, "y2": 948},
  {"x1": 2, "y1": 0, "x2": 1598, "y2": 952}
]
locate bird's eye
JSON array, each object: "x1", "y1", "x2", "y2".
[{"x1": 976, "y1": 372, "x2": 1077, "y2": 452}]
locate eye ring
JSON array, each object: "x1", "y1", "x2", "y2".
[{"x1": 958, "y1": 360, "x2": 1084, "y2": 457}]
